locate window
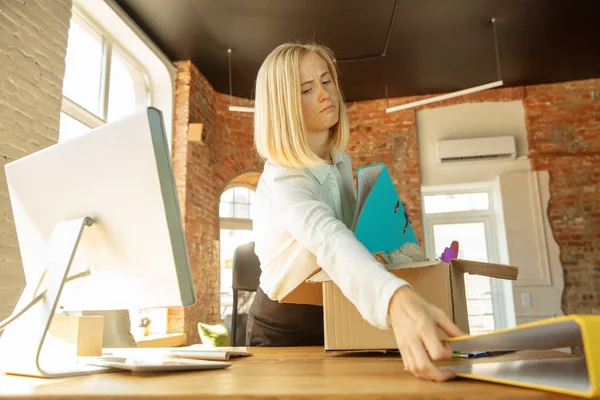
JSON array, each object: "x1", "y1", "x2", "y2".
[
  {"x1": 219, "y1": 186, "x2": 255, "y2": 319},
  {"x1": 219, "y1": 186, "x2": 255, "y2": 220},
  {"x1": 107, "y1": 47, "x2": 150, "y2": 122},
  {"x1": 59, "y1": 10, "x2": 150, "y2": 141},
  {"x1": 423, "y1": 193, "x2": 489, "y2": 214},
  {"x1": 429, "y1": 220, "x2": 497, "y2": 333},
  {"x1": 422, "y1": 187, "x2": 515, "y2": 334}
]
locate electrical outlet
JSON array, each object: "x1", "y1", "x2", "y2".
[{"x1": 520, "y1": 292, "x2": 532, "y2": 308}]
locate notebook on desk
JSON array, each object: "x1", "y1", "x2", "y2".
[
  {"x1": 352, "y1": 163, "x2": 418, "y2": 253},
  {"x1": 170, "y1": 346, "x2": 252, "y2": 361},
  {"x1": 86, "y1": 356, "x2": 231, "y2": 372},
  {"x1": 102, "y1": 346, "x2": 252, "y2": 362}
]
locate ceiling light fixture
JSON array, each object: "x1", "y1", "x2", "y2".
[
  {"x1": 228, "y1": 48, "x2": 255, "y2": 113},
  {"x1": 386, "y1": 17, "x2": 503, "y2": 113}
]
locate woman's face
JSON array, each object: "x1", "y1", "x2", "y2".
[{"x1": 298, "y1": 51, "x2": 339, "y2": 135}]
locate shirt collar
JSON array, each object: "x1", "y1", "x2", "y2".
[{"x1": 307, "y1": 151, "x2": 345, "y2": 185}]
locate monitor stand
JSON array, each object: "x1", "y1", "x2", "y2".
[{"x1": 0, "y1": 217, "x2": 113, "y2": 378}]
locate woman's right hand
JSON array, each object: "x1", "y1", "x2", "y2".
[{"x1": 388, "y1": 285, "x2": 466, "y2": 382}]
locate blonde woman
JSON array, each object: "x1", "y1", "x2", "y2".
[{"x1": 249, "y1": 42, "x2": 464, "y2": 382}]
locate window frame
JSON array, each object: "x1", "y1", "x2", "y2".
[
  {"x1": 421, "y1": 183, "x2": 514, "y2": 332},
  {"x1": 60, "y1": 6, "x2": 152, "y2": 133},
  {"x1": 219, "y1": 185, "x2": 255, "y2": 227}
]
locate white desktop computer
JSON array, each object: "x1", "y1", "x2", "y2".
[{"x1": 0, "y1": 108, "x2": 200, "y2": 377}]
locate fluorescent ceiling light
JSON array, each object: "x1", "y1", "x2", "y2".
[
  {"x1": 385, "y1": 80, "x2": 504, "y2": 113},
  {"x1": 229, "y1": 81, "x2": 502, "y2": 114},
  {"x1": 228, "y1": 106, "x2": 255, "y2": 113}
]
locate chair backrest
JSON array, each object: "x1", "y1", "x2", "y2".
[{"x1": 232, "y1": 241, "x2": 261, "y2": 292}]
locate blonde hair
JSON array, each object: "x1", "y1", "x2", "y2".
[{"x1": 253, "y1": 42, "x2": 350, "y2": 169}]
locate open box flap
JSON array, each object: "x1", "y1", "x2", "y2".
[
  {"x1": 279, "y1": 267, "x2": 323, "y2": 305},
  {"x1": 308, "y1": 259, "x2": 517, "y2": 283},
  {"x1": 450, "y1": 259, "x2": 519, "y2": 280}
]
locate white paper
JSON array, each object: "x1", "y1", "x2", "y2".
[{"x1": 352, "y1": 165, "x2": 383, "y2": 232}]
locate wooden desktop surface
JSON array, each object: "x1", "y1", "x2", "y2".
[{"x1": 0, "y1": 347, "x2": 577, "y2": 399}]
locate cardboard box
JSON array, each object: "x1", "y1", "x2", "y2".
[{"x1": 296, "y1": 259, "x2": 518, "y2": 351}]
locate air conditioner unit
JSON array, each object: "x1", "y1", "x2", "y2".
[{"x1": 435, "y1": 136, "x2": 517, "y2": 164}]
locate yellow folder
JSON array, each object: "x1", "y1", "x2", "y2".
[{"x1": 444, "y1": 315, "x2": 600, "y2": 398}]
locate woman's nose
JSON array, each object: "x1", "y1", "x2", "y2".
[{"x1": 318, "y1": 84, "x2": 330, "y2": 102}]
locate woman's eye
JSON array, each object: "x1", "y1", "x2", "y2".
[
  {"x1": 322, "y1": 80, "x2": 331, "y2": 85},
  {"x1": 301, "y1": 88, "x2": 312, "y2": 94}
]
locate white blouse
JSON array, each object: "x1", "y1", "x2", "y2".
[{"x1": 252, "y1": 151, "x2": 409, "y2": 330}]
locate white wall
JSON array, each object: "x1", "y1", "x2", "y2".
[
  {"x1": 0, "y1": 0, "x2": 72, "y2": 322},
  {"x1": 416, "y1": 101, "x2": 531, "y2": 187}
]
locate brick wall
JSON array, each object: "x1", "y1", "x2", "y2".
[
  {"x1": 171, "y1": 61, "x2": 259, "y2": 343},
  {"x1": 173, "y1": 57, "x2": 599, "y2": 340},
  {"x1": 524, "y1": 79, "x2": 600, "y2": 315},
  {"x1": 0, "y1": 0, "x2": 72, "y2": 322}
]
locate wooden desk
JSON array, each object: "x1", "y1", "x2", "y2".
[{"x1": 0, "y1": 347, "x2": 576, "y2": 399}]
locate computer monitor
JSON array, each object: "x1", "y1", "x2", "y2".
[{"x1": 0, "y1": 108, "x2": 195, "y2": 377}]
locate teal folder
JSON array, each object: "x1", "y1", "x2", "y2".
[{"x1": 352, "y1": 163, "x2": 418, "y2": 253}]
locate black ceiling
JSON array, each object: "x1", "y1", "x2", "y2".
[{"x1": 115, "y1": 0, "x2": 600, "y2": 102}]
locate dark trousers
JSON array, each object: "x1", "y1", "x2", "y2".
[{"x1": 246, "y1": 288, "x2": 324, "y2": 347}]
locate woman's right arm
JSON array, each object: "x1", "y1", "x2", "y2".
[
  {"x1": 388, "y1": 286, "x2": 465, "y2": 381},
  {"x1": 270, "y1": 169, "x2": 465, "y2": 381}
]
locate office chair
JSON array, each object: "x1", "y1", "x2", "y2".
[{"x1": 230, "y1": 241, "x2": 261, "y2": 346}]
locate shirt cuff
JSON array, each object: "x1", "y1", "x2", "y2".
[{"x1": 377, "y1": 274, "x2": 411, "y2": 330}]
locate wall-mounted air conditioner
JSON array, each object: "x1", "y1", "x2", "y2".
[{"x1": 435, "y1": 136, "x2": 517, "y2": 165}]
